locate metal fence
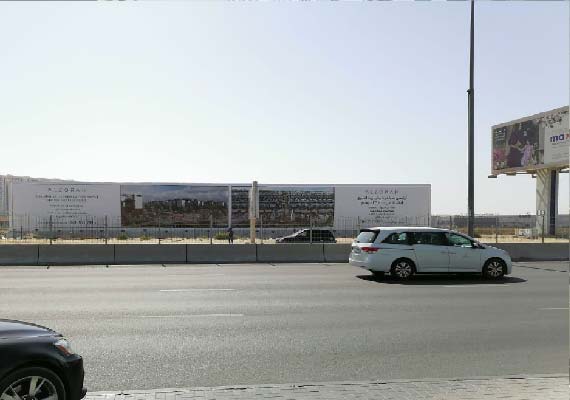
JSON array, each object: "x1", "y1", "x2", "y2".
[{"x1": 0, "y1": 214, "x2": 567, "y2": 244}]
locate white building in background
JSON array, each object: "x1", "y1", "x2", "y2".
[{"x1": 134, "y1": 194, "x2": 143, "y2": 209}]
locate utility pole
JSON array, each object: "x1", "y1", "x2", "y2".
[{"x1": 467, "y1": 0, "x2": 475, "y2": 237}]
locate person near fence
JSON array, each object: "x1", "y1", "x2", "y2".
[{"x1": 227, "y1": 227, "x2": 234, "y2": 244}]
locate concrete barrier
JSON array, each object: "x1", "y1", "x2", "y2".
[
  {"x1": 324, "y1": 243, "x2": 352, "y2": 262},
  {"x1": 114, "y1": 244, "x2": 186, "y2": 264},
  {"x1": 187, "y1": 244, "x2": 256, "y2": 263},
  {"x1": 485, "y1": 243, "x2": 569, "y2": 261},
  {"x1": 38, "y1": 245, "x2": 114, "y2": 265},
  {"x1": 0, "y1": 243, "x2": 565, "y2": 266},
  {"x1": 256, "y1": 243, "x2": 325, "y2": 263},
  {"x1": 0, "y1": 245, "x2": 39, "y2": 265}
]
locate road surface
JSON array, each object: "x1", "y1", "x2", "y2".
[{"x1": 0, "y1": 262, "x2": 567, "y2": 391}]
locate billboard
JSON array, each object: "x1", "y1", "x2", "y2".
[
  {"x1": 120, "y1": 184, "x2": 229, "y2": 227},
  {"x1": 10, "y1": 183, "x2": 120, "y2": 230},
  {"x1": 334, "y1": 185, "x2": 431, "y2": 227},
  {"x1": 492, "y1": 106, "x2": 569, "y2": 174}
]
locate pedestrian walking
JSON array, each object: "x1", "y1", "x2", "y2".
[{"x1": 227, "y1": 227, "x2": 234, "y2": 244}]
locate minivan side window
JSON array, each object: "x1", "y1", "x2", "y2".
[
  {"x1": 413, "y1": 232, "x2": 447, "y2": 246},
  {"x1": 447, "y1": 233, "x2": 473, "y2": 248},
  {"x1": 355, "y1": 230, "x2": 379, "y2": 243},
  {"x1": 382, "y1": 232, "x2": 409, "y2": 245}
]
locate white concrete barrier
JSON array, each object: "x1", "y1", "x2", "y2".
[
  {"x1": 256, "y1": 243, "x2": 325, "y2": 263},
  {"x1": 38, "y1": 245, "x2": 114, "y2": 265},
  {"x1": 324, "y1": 243, "x2": 351, "y2": 262},
  {"x1": 187, "y1": 244, "x2": 256, "y2": 263},
  {"x1": 0, "y1": 245, "x2": 39, "y2": 265},
  {"x1": 484, "y1": 243, "x2": 569, "y2": 261},
  {"x1": 0, "y1": 243, "x2": 565, "y2": 266},
  {"x1": 114, "y1": 244, "x2": 186, "y2": 264}
]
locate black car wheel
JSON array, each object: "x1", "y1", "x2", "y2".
[{"x1": 0, "y1": 367, "x2": 66, "y2": 400}]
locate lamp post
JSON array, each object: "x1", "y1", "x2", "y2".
[{"x1": 467, "y1": 0, "x2": 475, "y2": 237}]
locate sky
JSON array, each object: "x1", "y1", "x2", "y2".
[{"x1": 0, "y1": 1, "x2": 568, "y2": 215}]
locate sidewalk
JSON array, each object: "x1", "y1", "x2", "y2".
[{"x1": 86, "y1": 375, "x2": 568, "y2": 400}]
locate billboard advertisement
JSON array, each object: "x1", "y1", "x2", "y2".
[
  {"x1": 334, "y1": 185, "x2": 431, "y2": 227},
  {"x1": 10, "y1": 183, "x2": 120, "y2": 230},
  {"x1": 120, "y1": 184, "x2": 229, "y2": 227},
  {"x1": 492, "y1": 106, "x2": 569, "y2": 174}
]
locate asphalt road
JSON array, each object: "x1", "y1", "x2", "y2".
[{"x1": 0, "y1": 262, "x2": 567, "y2": 391}]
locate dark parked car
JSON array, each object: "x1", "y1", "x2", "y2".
[
  {"x1": 0, "y1": 320, "x2": 86, "y2": 400},
  {"x1": 275, "y1": 229, "x2": 336, "y2": 243}
]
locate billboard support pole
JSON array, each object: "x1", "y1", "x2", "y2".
[{"x1": 467, "y1": 0, "x2": 475, "y2": 237}]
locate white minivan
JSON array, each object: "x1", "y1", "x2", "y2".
[{"x1": 349, "y1": 227, "x2": 512, "y2": 280}]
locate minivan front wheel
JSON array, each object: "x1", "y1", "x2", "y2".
[
  {"x1": 483, "y1": 259, "x2": 506, "y2": 279},
  {"x1": 391, "y1": 259, "x2": 415, "y2": 280}
]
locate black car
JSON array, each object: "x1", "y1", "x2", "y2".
[
  {"x1": 275, "y1": 229, "x2": 336, "y2": 243},
  {"x1": 0, "y1": 320, "x2": 86, "y2": 400}
]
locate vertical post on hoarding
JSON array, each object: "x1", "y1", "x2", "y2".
[
  {"x1": 467, "y1": 0, "x2": 475, "y2": 237},
  {"x1": 260, "y1": 214, "x2": 263, "y2": 244},
  {"x1": 449, "y1": 216, "x2": 453, "y2": 231},
  {"x1": 158, "y1": 217, "x2": 161, "y2": 245},
  {"x1": 309, "y1": 216, "x2": 313, "y2": 245},
  {"x1": 105, "y1": 215, "x2": 108, "y2": 245},
  {"x1": 495, "y1": 216, "x2": 499, "y2": 243},
  {"x1": 49, "y1": 215, "x2": 53, "y2": 245},
  {"x1": 541, "y1": 211, "x2": 545, "y2": 244},
  {"x1": 209, "y1": 214, "x2": 213, "y2": 245},
  {"x1": 249, "y1": 181, "x2": 258, "y2": 244}
]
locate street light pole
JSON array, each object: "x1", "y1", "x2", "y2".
[{"x1": 467, "y1": 0, "x2": 475, "y2": 237}]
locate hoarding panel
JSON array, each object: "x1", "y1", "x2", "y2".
[
  {"x1": 10, "y1": 183, "x2": 120, "y2": 230},
  {"x1": 333, "y1": 185, "x2": 431, "y2": 227},
  {"x1": 231, "y1": 185, "x2": 335, "y2": 227},
  {"x1": 120, "y1": 184, "x2": 229, "y2": 227}
]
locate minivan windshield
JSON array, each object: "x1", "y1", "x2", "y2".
[{"x1": 355, "y1": 230, "x2": 379, "y2": 243}]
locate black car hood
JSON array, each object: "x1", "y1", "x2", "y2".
[{"x1": 0, "y1": 319, "x2": 58, "y2": 340}]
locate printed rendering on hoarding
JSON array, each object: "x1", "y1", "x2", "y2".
[
  {"x1": 231, "y1": 186, "x2": 335, "y2": 227},
  {"x1": 120, "y1": 184, "x2": 229, "y2": 227},
  {"x1": 492, "y1": 107, "x2": 569, "y2": 174}
]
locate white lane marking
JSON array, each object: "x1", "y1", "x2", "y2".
[
  {"x1": 443, "y1": 284, "x2": 510, "y2": 288},
  {"x1": 538, "y1": 307, "x2": 569, "y2": 310},
  {"x1": 165, "y1": 273, "x2": 225, "y2": 277},
  {"x1": 159, "y1": 288, "x2": 235, "y2": 292},
  {"x1": 140, "y1": 314, "x2": 244, "y2": 318}
]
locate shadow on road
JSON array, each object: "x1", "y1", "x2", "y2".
[{"x1": 357, "y1": 274, "x2": 527, "y2": 285}]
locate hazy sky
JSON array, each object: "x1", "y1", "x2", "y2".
[{"x1": 0, "y1": 1, "x2": 568, "y2": 215}]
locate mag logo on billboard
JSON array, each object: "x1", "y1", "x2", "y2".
[
  {"x1": 549, "y1": 132, "x2": 569, "y2": 143},
  {"x1": 543, "y1": 110, "x2": 569, "y2": 165}
]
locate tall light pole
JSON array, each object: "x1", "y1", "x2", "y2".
[{"x1": 467, "y1": 0, "x2": 475, "y2": 236}]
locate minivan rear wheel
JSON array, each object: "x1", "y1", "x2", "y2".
[{"x1": 391, "y1": 259, "x2": 415, "y2": 280}]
